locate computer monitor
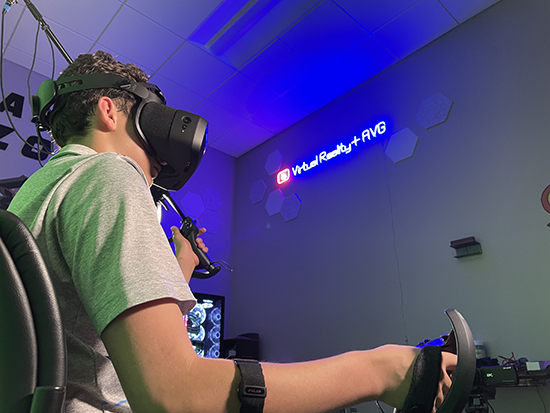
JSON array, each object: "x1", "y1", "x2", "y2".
[{"x1": 183, "y1": 292, "x2": 225, "y2": 358}]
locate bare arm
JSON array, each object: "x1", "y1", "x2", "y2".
[
  {"x1": 101, "y1": 228, "x2": 455, "y2": 413},
  {"x1": 101, "y1": 298, "x2": 241, "y2": 413},
  {"x1": 102, "y1": 298, "x2": 454, "y2": 413}
]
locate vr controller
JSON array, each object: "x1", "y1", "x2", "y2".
[
  {"x1": 397, "y1": 309, "x2": 476, "y2": 413},
  {"x1": 175, "y1": 216, "x2": 221, "y2": 279},
  {"x1": 151, "y1": 184, "x2": 221, "y2": 279}
]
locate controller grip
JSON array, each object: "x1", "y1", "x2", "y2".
[
  {"x1": 179, "y1": 219, "x2": 221, "y2": 279},
  {"x1": 401, "y1": 346, "x2": 442, "y2": 413},
  {"x1": 192, "y1": 245, "x2": 221, "y2": 279},
  {"x1": 399, "y1": 309, "x2": 476, "y2": 413}
]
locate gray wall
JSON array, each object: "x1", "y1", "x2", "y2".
[
  {"x1": 230, "y1": 0, "x2": 550, "y2": 411},
  {"x1": 179, "y1": 146, "x2": 236, "y2": 332}
]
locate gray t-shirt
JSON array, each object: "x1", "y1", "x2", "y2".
[{"x1": 8, "y1": 144, "x2": 196, "y2": 412}]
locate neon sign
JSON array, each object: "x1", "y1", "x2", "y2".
[
  {"x1": 277, "y1": 120, "x2": 388, "y2": 184},
  {"x1": 277, "y1": 168, "x2": 290, "y2": 185}
]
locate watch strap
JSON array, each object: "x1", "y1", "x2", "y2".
[{"x1": 234, "y1": 359, "x2": 266, "y2": 413}]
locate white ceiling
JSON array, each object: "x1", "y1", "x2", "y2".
[{"x1": 2, "y1": 0, "x2": 500, "y2": 158}]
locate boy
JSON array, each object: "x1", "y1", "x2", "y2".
[{"x1": 8, "y1": 51, "x2": 454, "y2": 413}]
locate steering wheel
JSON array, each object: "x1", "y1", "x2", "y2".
[{"x1": 397, "y1": 308, "x2": 476, "y2": 413}]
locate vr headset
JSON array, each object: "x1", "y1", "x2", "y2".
[{"x1": 32, "y1": 73, "x2": 208, "y2": 191}]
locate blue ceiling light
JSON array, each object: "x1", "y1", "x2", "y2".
[
  {"x1": 206, "y1": 0, "x2": 281, "y2": 56},
  {"x1": 190, "y1": 0, "x2": 282, "y2": 65}
]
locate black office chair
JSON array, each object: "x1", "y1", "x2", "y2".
[{"x1": 0, "y1": 209, "x2": 67, "y2": 413}]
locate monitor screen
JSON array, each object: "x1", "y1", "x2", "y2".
[{"x1": 183, "y1": 292, "x2": 224, "y2": 358}]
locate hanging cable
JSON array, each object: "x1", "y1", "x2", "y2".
[
  {"x1": 26, "y1": 21, "x2": 39, "y2": 105},
  {"x1": 24, "y1": 20, "x2": 49, "y2": 166},
  {"x1": 46, "y1": 30, "x2": 55, "y2": 78}
]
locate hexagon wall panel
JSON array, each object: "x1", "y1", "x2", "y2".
[
  {"x1": 416, "y1": 92, "x2": 453, "y2": 129},
  {"x1": 249, "y1": 179, "x2": 267, "y2": 204},
  {"x1": 202, "y1": 187, "x2": 223, "y2": 211},
  {"x1": 265, "y1": 150, "x2": 283, "y2": 175},
  {"x1": 200, "y1": 209, "x2": 222, "y2": 234},
  {"x1": 385, "y1": 128, "x2": 419, "y2": 163},
  {"x1": 182, "y1": 192, "x2": 205, "y2": 217},
  {"x1": 280, "y1": 193, "x2": 302, "y2": 222},
  {"x1": 265, "y1": 189, "x2": 285, "y2": 216}
]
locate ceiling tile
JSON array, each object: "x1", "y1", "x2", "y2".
[
  {"x1": 207, "y1": 72, "x2": 279, "y2": 119},
  {"x1": 148, "y1": 74, "x2": 204, "y2": 110},
  {"x1": 30, "y1": 0, "x2": 122, "y2": 41},
  {"x1": 280, "y1": 0, "x2": 368, "y2": 66},
  {"x1": 3, "y1": 46, "x2": 64, "y2": 80},
  {"x1": 156, "y1": 41, "x2": 236, "y2": 96},
  {"x1": 1, "y1": 3, "x2": 25, "y2": 47},
  {"x1": 250, "y1": 95, "x2": 311, "y2": 136},
  {"x1": 279, "y1": 83, "x2": 339, "y2": 119},
  {"x1": 124, "y1": 0, "x2": 225, "y2": 39},
  {"x1": 282, "y1": 73, "x2": 337, "y2": 116},
  {"x1": 208, "y1": 138, "x2": 246, "y2": 158},
  {"x1": 191, "y1": 98, "x2": 246, "y2": 142},
  {"x1": 240, "y1": 39, "x2": 318, "y2": 95},
  {"x1": 8, "y1": 12, "x2": 93, "y2": 73},
  {"x1": 190, "y1": 0, "x2": 251, "y2": 46},
  {"x1": 334, "y1": 0, "x2": 420, "y2": 32},
  {"x1": 283, "y1": 35, "x2": 398, "y2": 116},
  {"x1": 373, "y1": 0, "x2": 458, "y2": 59},
  {"x1": 220, "y1": 0, "x2": 321, "y2": 68},
  {"x1": 324, "y1": 34, "x2": 399, "y2": 88},
  {"x1": 189, "y1": 0, "x2": 276, "y2": 70},
  {"x1": 218, "y1": 120, "x2": 273, "y2": 152},
  {"x1": 439, "y1": 0, "x2": 501, "y2": 23},
  {"x1": 96, "y1": 5, "x2": 185, "y2": 71}
]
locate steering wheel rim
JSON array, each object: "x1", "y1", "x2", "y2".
[{"x1": 437, "y1": 308, "x2": 476, "y2": 413}]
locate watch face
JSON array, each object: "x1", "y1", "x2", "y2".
[{"x1": 242, "y1": 385, "x2": 266, "y2": 397}]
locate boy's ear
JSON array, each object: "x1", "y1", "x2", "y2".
[{"x1": 95, "y1": 97, "x2": 118, "y2": 132}]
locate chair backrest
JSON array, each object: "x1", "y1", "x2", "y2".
[{"x1": 0, "y1": 209, "x2": 67, "y2": 413}]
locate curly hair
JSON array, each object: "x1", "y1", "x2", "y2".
[{"x1": 50, "y1": 51, "x2": 149, "y2": 147}]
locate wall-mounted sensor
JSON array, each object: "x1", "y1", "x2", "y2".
[{"x1": 450, "y1": 236, "x2": 482, "y2": 258}]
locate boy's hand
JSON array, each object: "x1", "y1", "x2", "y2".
[{"x1": 375, "y1": 345, "x2": 456, "y2": 412}]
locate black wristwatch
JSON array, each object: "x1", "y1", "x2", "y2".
[{"x1": 234, "y1": 359, "x2": 267, "y2": 413}]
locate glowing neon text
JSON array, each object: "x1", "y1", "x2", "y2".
[{"x1": 278, "y1": 121, "x2": 387, "y2": 184}]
